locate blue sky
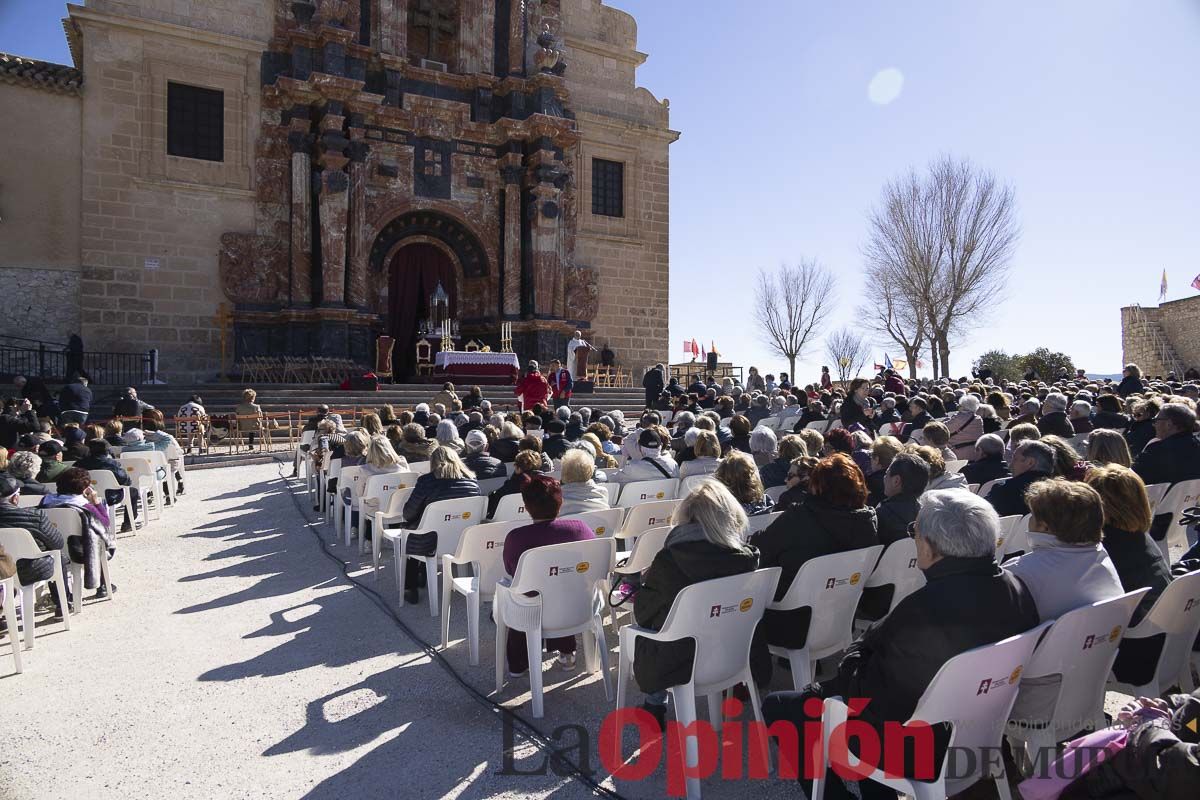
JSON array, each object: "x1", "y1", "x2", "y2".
[{"x1": 5, "y1": 1, "x2": 1198, "y2": 380}]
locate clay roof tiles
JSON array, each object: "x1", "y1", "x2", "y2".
[{"x1": 0, "y1": 52, "x2": 82, "y2": 95}]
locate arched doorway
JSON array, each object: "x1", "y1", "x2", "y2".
[{"x1": 387, "y1": 242, "x2": 458, "y2": 379}]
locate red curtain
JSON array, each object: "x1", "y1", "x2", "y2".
[{"x1": 388, "y1": 243, "x2": 457, "y2": 379}]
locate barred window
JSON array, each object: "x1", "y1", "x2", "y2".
[
  {"x1": 167, "y1": 82, "x2": 224, "y2": 162},
  {"x1": 591, "y1": 158, "x2": 624, "y2": 218}
]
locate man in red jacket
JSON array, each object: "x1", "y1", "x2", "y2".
[
  {"x1": 547, "y1": 359, "x2": 573, "y2": 408},
  {"x1": 514, "y1": 360, "x2": 551, "y2": 411}
]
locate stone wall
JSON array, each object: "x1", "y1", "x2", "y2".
[
  {"x1": 562, "y1": 0, "x2": 677, "y2": 375},
  {"x1": 1121, "y1": 296, "x2": 1200, "y2": 378},
  {"x1": 0, "y1": 268, "x2": 82, "y2": 343},
  {"x1": 85, "y1": 0, "x2": 276, "y2": 43},
  {"x1": 71, "y1": 3, "x2": 264, "y2": 381}
]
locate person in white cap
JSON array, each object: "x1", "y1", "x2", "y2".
[{"x1": 462, "y1": 429, "x2": 505, "y2": 478}]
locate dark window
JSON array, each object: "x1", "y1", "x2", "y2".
[
  {"x1": 167, "y1": 82, "x2": 224, "y2": 162},
  {"x1": 408, "y1": 0, "x2": 458, "y2": 68},
  {"x1": 591, "y1": 158, "x2": 624, "y2": 217}
]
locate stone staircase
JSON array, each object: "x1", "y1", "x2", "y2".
[{"x1": 1125, "y1": 304, "x2": 1185, "y2": 377}]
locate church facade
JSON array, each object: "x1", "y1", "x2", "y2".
[{"x1": 0, "y1": 0, "x2": 676, "y2": 381}]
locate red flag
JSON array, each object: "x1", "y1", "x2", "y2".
[
  {"x1": 690, "y1": 339, "x2": 699, "y2": 357},
  {"x1": 711, "y1": 341, "x2": 718, "y2": 357},
  {"x1": 1192, "y1": 274, "x2": 1200, "y2": 292}
]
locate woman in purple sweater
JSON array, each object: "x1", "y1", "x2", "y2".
[{"x1": 502, "y1": 474, "x2": 596, "y2": 675}]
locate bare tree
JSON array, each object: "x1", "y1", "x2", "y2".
[
  {"x1": 864, "y1": 155, "x2": 1020, "y2": 377},
  {"x1": 857, "y1": 269, "x2": 925, "y2": 379},
  {"x1": 753, "y1": 260, "x2": 836, "y2": 382},
  {"x1": 825, "y1": 328, "x2": 870, "y2": 386}
]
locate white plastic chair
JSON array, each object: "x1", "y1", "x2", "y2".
[
  {"x1": 855, "y1": 538, "x2": 924, "y2": 630},
  {"x1": 811, "y1": 624, "x2": 1048, "y2": 800},
  {"x1": 602, "y1": 482, "x2": 620, "y2": 506},
  {"x1": 440, "y1": 519, "x2": 526, "y2": 665},
  {"x1": 408, "y1": 461, "x2": 432, "y2": 475},
  {"x1": 967, "y1": 483, "x2": 980, "y2": 494},
  {"x1": 295, "y1": 429, "x2": 315, "y2": 481},
  {"x1": 1006, "y1": 589, "x2": 1148, "y2": 758},
  {"x1": 336, "y1": 466, "x2": 366, "y2": 545},
  {"x1": 494, "y1": 538, "x2": 616, "y2": 718},
  {"x1": 765, "y1": 484, "x2": 788, "y2": 503},
  {"x1": 120, "y1": 457, "x2": 163, "y2": 523},
  {"x1": 1107, "y1": 568, "x2": 1200, "y2": 696},
  {"x1": 368, "y1": 486, "x2": 415, "y2": 573},
  {"x1": 999, "y1": 515, "x2": 1032, "y2": 561},
  {"x1": 16, "y1": 496, "x2": 42, "y2": 508},
  {"x1": 561, "y1": 508, "x2": 624, "y2": 539},
  {"x1": 477, "y1": 476, "x2": 507, "y2": 495},
  {"x1": 381, "y1": 496, "x2": 488, "y2": 616},
  {"x1": 0, "y1": 527, "x2": 71, "y2": 650},
  {"x1": 123, "y1": 450, "x2": 175, "y2": 507},
  {"x1": 44, "y1": 507, "x2": 113, "y2": 615},
  {"x1": 678, "y1": 473, "x2": 715, "y2": 496},
  {"x1": 88, "y1": 470, "x2": 139, "y2": 534},
  {"x1": 357, "y1": 471, "x2": 420, "y2": 551},
  {"x1": 993, "y1": 515, "x2": 1024, "y2": 562},
  {"x1": 944, "y1": 459, "x2": 968, "y2": 474},
  {"x1": 322, "y1": 458, "x2": 343, "y2": 520},
  {"x1": 1143, "y1": 481, "x2": 1171, "y2": 510},
  {"x1": 767, "y1": 545, "x2": 884, "y2": 690},
  {"x1": 1153, "y1": 479, "x2": 1200, "y2": 561},
  {"x1": 1, "y1": 574, "x2": 22, "y2": 673},
  {"x1": 607, "y1": 525, "x2": 672, "y2": 634},
  {"x1": 616, "y1": 478, "x2": 678, "y2": 509},
  {"x1": 615, "y1": 567, "x2": 781, "y2": 800},
  {"x1": 977, "y1": 478, "x2": 1001, "y2": 499},
  {"x1": 616, "y1": 498, "x2": 681, "y2": 547},
  {"x1": 746, "y1": 511, "x2": 782, "y2": 535},
  {"x1": 491, "y1": 493, "x2": 532, "y2": 523}
]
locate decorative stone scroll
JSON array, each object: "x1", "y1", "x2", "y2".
[
  {"x1": 219, "y1": 233, "x2": 289, "y2": 304},
  {"x1": 564, "y1": 265, "x2": 599, "y2": 322}
]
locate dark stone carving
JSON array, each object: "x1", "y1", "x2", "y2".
[
  {"x1": 323, "y1": 171, "x2": 350, "y2": 193},
  {"x1": 377, "y1": 163, "x2": 399, "y2": 178},
  {"x1": 322, "y1": 41, "x2": 346, "y2": 77},
  {"x1": 316, "y1": 0, "x2": 360, "y2": 34},
  {"x1": 347, "y1": 140, "x2": 370, "y2": 162},
  {"x1": 292, "y1": 1, "x2": 316, "y2": 26},
  {"x1": 535, "y1": 24, "x2": 566, "y2": 75},
  {"x1": 219, "y1": 233, "x2": 289, "y2": 304},
  {"x1": 467, "y1": 176, "x2": 485, "y2": 189},
  {"x1": 565, "y1": 265, "x2": 599, "y2": 322},
  {"x1": 288, "y1": 130, "x2": 314, "y2": 154},
  {"x1": 370, "y1": 211, "x2": 490, "y2": 279},
  {"x1": 541, "y1": 201, "x2": 559, "y2": 219},
  {"x1": 261, "y1": 51, "x2": 290, "y2": 86},
  {"x1": 413, "y1": 138, "x2": 452, "y2": 199}
]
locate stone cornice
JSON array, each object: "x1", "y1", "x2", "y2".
[
  {"x1": 66, "y1": 3, "x2": 267, "y2": 54},
  {"x1": 562, "y1": 35, "x2": 647, "y2": 67}
]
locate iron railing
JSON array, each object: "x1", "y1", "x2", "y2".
[{"x1": 0, "y1": 335, "x2": 158, "y2": 386}]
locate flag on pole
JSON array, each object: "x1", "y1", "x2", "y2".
[
  {"x1": 884, "y1": 354, "x2": 894, "y2": 370},
  {"x1": 700, "y1": 343, "x2": 706, "y2": 359},
  {"x1": 893, "y1": 358, "x2": 908, "y2": 373},
  {"x1": 711, "y1": 341, "x2": 718, "y2": 357},
  {"x1": 690, "y1": 339, "x2": 699, "y2": 357},
  {"x1": 682, "y1": 340, "x2": 691, "y2": 354},
  {"x1": 1160, "y1": 269, "x2": 1168, "y2": 301},
  {"x1": 1192, "y1": 274, "x2": 1200, "y2": 292},
  {"x1": 873, "y1": 360, "x2": 884, "y2": 372}
]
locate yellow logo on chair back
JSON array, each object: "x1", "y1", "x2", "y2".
[
  {"x1": 576, "y1": 562, "x2": 590, "y2": 574},
  {"x1": 462, "y1": 511, "x2": 472, "y2": 520},
  {"x1": 595, "y1": 526, "x2": 606, "y2": 535},
  {"x1": 739, "y1": 598, "x2": 753, "y2": 613},
  {"x1": 849, "y1": 572, "x2": 862, "y2": 586}
]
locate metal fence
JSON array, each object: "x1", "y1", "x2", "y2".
[{"x1": 0, "y1": 335, "x2": 158, "y2": 386}]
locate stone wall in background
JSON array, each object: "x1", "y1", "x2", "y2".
[
  {"x1": 0, "y1": 267, "x2": 82, "y2": 344},
  {"x1": 1121, "y1": 295, "x2": 1200, "y2": 378}
]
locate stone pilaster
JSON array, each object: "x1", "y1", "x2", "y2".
[
  {"x1": 508, "y1": 0, "x2": 525, "y2": 75},
  {"x1": 458, "y1": 0, "x2": 496, "y2": 75},
  {"x1": 317, "y1": 110, "x2": 350, "y2": 306},
  {"x1": 346, "y1": 136, "x2": 369, "y2": 309},
  {"x1": 288, "y1": 123, "x2": 314, "y2": 307},
  {"x1": 378, "y1": 0, "x2": 409, "y2": 59},
  {"x1": 501, "y1": 161, "x2": 522, "y2": 316}
]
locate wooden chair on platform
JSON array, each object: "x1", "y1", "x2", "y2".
[{"x1": 416, "y1": 339, "x2": 434, "y2": 375}]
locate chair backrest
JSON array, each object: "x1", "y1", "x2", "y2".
[
  {"x1": 602, "y1": 482, "x2": 620, "y2": 506},
  {"x1": 1132, "y1": 568, "x2": 1200, "y2": 693},
  {"x1": 617, "y1": 478, "x2": 678, "y2": 509},
  {"x1": 678, "y1": 473, "x2": 712, "y2": 496},
  {"x1": 1155, "y1": 479, "x2": 1200, "y2": 526},
  {"x1": 87, "y1": 470, "x2": 122, "y2": 493},
  {"x1": 862, "y1": 537, "x2": 925, "y2": 612},
  {"x1": 122, "y1": 458, "x2": 157, "y2": 484},
  {"x1": 339, "y1": 466, "x2": 367, "y2": 500},
  {"x1": 1000, "y1": 515, "x2": 1032, "y2": 560},
  {"x1": 561, "y1": 508, "x2": 624, "y2": 539},
  {"x1": 0, "y1": 527, "x2": 44, "y2": 560},
  {"x1": 944, "y1": 459, "x2": 968, "y2": 475},
  {"x1": 509, "y1": 538, "x2": 615, "y2": 632},
  {"x1": 409, "y1": 461, "x2": 432, "y2": 475},
  {"x1": 770, "y1": 546, "x2": 884, "y2": 654},
  {"x1": 326, "y1": 458, "x2": 343, "y2": 482},
  {"x1": 746, "y1": 511, "x2": 782, "y2": 535},
  {"x1": 653, "y1": 567, "x2": 782, "y2": 690},
  {"x1": 42, "y1": 506, "x2": 84, "y2": 539},
  {"x1": 299, "y1": 430, "x2": 315, "y2": 448},
  {"x1": 362, "y1": 472, "x2": 417, "y2": 507},
  {"x1": 477, "y1": 476, "x2": 507, "y2": 495},
  {"x1": 993, "y1": 515, "x2": 1023, "y2": 562},
  {"x1": 765, "y1": 484, "x2": 788, "y2": 503},
  {"x1": 976, "y1": 478, "x2": 1001, "y2": 498},
  {"x1": 906, "y1": 624, "x2": 1049, "y2": 793},
  {"x1": 825, "y1": 419, "x2": 844, "y2": 432},
  {"x1": 415, "y1": 496, "x2": 488, "y2": 558},
  {"x1": 1143, "y1": 482, "x2": 1171, "y2": 509},
  {"x1": 1018, "y1": 589, "x2": 1148, "y2": 731},
  {"x1": 16, "y1": 495, "x2": 42, "y2": 508},
  {"x1": 614, "y1": 526, "x2": 672, "y2": 575},
  {"x1": 967, "y1": 483, "x2": 980, "y2": 494},
  {"x1": 491, "y1": 492, "x2": 532, "y2": 523},
  {"x1": 618, "y1": 498, "x2": 682, "y2": 540},
  {"x1": 453, "y1": 519, "x2": 526, "y2": 599}
]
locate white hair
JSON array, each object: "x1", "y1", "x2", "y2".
[
  {"x1": 500, "y1": 421, "x2": 523, "y2": 439},
  {"x1": 436, "y1": 419, "x2": 462, "y2": 446},
  {"x1": 683, "y1": 427, "x2": 701, "y2": 447},
  {"x1": 674, "y1": 411, "x2": 695, "y2": 430},
  {"x1": 958, "y1": 395, "x2": 980, "y2": 414},
  {"x1": 916, "y1": 490, "x2": 999, "y2": 559},
  {"x1": 1044, "y1": 392, "x2": 1068, "y2": 413},
  {"x1": 975, "y1": 433, "x2": 1005, "y2": 458},
  {"x1": 977, "y1": 404, "x2": 996, "y2": 419},
  {"x1": 673, "y1": 479, "x2": 748, "y2": 549},
  {"x1": 415, "y1": 403, "x2": 430, "y2": 414},
  {"x1": 555, "y1": 406, "x2": 571, "y2": 421},
  {"x1": 749, "y1": 427, "x2": 777, "y2": 454},
  {"x1": 1070, "y1": 400, "x2": 1092, "y2": 418}
]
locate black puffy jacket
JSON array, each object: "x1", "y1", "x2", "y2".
[{"x1": 402, "y1": 474, "x2": 479, "y2": 525}]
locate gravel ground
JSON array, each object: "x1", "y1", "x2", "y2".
[{"x1": 1, "y1": 461, "x2": 807, "y2": 800}]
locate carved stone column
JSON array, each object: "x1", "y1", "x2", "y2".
[
  {"x1": 458, "y1": 0, "x2": 496, "y2": 74},
  {"x1": 378, "y1": 0, "x2": 409, "y2": 58},
  {"x1": 529, "y1": 181, "x2": 563, "y2": 316},
  {"x1": 346, "y1": 136, "x2": 369, "y2": 309},
  {"x1": 288, "y1": 123, "x2": 314, "y2": 307},
  {"x1": 508, "y1": 0, "x2": 525, "y2": 76},
  {"x1": 317, "y1": 110, "x2": 350, "y2": 306},
  {"x1": 501, "y1": 162, "x2": 522, "y2": 316}
]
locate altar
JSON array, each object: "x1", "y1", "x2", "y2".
[{"x1": 435, "y1": 351, "x2": 521, "y2": 383}]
